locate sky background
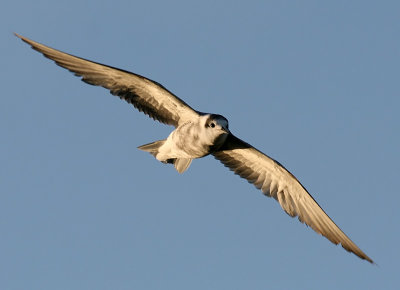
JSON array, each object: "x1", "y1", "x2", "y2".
[{"x1": 1, "y1": 1, "x2": 399, "y2": 289}]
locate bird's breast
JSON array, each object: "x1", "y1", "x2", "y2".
[{"x1": 169, "y1": 122, "x2": 225, "y2": 158}]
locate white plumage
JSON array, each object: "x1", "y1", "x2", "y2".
[{"x1": 16, "y1": 33, "x2": 373, "y2": 263}]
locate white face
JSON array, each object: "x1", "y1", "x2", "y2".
[
  {"x1": 194, "y1": 114, "x2": 229, "y2": 149},
  {"x1": 202, "y1": 114, "x2": 229, "y2": 137}
]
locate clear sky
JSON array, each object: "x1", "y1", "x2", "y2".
[{"x1": 2, "y1": 1, "x2": 399, "y2": 289}]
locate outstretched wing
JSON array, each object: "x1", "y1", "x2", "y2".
[
  {"x1": 213, "y1": 134, "x2": 373, "y2": 263},
  {"x1": 16, "y1": 33, "x2": 199, "y2": 127}
]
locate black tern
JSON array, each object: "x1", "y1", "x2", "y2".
[{"x1": 16, "y1": 33, "x2": 373, "y2": 263}]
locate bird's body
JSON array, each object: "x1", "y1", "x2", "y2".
[
  {"x1": 139, "y1": 114, "x2": 229, "y2": 172},
  {"x1": 16, "y1": 33, "x2": 374, "y2": 263}
]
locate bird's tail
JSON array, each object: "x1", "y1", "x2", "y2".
[
  {"x1": 138, "y1": 140, "x2": 192, "y2": 174},
  {"x1": 173, "y1": 158, "x2": 192, "y2": 174},
  {"x1": 137, "y1": 140, "x2": 165, "y2": 157}
]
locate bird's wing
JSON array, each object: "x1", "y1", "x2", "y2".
[
  {"x1": 16, "y1": 33, "x2": 199, "y2": 127},
  {"x1": 213, "y1": 134, "x2": 373, "y2": 263}
]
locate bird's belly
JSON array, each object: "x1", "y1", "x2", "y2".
[
  {"x1": 170, "y1": 134, "x2": 211, "y2": 158},
  {"x1": 158, "y1": 124, "x2": 214, "y2": 160}
]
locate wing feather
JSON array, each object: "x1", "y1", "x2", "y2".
[
  {"x1": 213, "y1": 134, "x2": 373, "y2": 263},
  {"x1": 16, "y1": 33, "x2": 198, "y2": 127}
]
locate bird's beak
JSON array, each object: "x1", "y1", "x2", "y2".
[{"x1": 221, "y1": 127, "x2": 229, "y2": 134}]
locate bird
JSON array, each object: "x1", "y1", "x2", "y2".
[{"x1": 15, "y1": 33, "x2": 373, "y2": 263}]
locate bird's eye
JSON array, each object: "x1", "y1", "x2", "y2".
[{"x1": 210, "y1": 122, "x2": 215, "y2": 128}]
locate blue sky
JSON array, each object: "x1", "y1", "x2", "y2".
[{"x1": 2, "y1": 1, "x2": 399, "y2": 289}]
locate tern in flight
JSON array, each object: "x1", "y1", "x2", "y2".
[{"x1": 16, "y1": 33, "x2": 373, "y2": 263}]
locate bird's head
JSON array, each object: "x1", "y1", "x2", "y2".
[
  {"x1": 204, "y1": 114, "x2": 229, "y2": 132},
  {"x1": 200, "y1": 114, "x2": 230, "y2": 147}
]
